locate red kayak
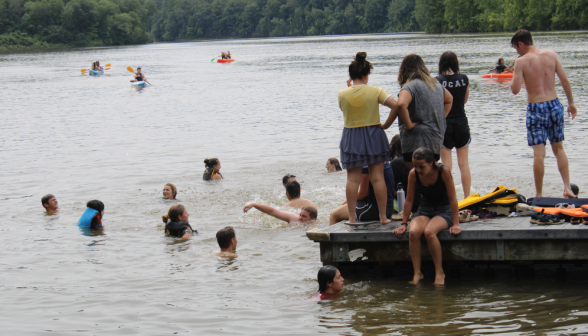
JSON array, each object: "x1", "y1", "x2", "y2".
[
  {"x1": 482, "y1": 73, "x2": 512, "y2": 79},
  {"x1": 217, "y1": 58, "x2": 234, "y2": 63}
]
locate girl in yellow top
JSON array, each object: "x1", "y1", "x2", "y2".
[{"x1": 338, "y1": 52, "x2": 415, "y2": 224}]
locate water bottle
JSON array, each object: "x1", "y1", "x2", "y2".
[{"x1": 397, "y1": 182, "x2": 405, "y2": 215}]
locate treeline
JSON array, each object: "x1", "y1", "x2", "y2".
[
  {"x1": 0, "y1": 0, "x2": 156, "y2": 48},
  {"x1": 2, "y1": 0, "x2": 588, "y2": 48},
  {"x1": 151, "y1": 0, "x2": 588, "y2": 40}
]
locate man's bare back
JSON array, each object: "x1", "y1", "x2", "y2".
[{"x1": 284, "y1": 198, "x2": 316, "y2": 208}]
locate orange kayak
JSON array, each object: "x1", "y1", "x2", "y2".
[
  {"x1": 217, "y1": 58, "x2": 234, "y2": 63},
  {"x1": 482, "y1": 73, "x2": 512, "y2": 79}
]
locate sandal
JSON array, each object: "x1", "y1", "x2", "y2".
[
  {"x1": 537, "y1": 213, "x2": 565, "y2": 225},
  {"x1": 530, "y1": 209, "x2": 544, "y2": 224},
  {"x1": 571, "y1": 217, "x2": 582, "y2": 225},
  {"x1": 391, "y1": 211, "x2": 404, "y2": 221}
]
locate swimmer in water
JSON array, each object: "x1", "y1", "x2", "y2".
[
  {"x1": 284, "y1": 181, "x2": 316, "y2": 208},
  {"x1": 162, "y1": 183, "x2": 177, "y2": 199},
  {"x1": 203, "y1": 158, "x2": 223, "y2": 180},
  {"x1": 282, "y1": 173, "x2": 297, "y2": 187},
  {"x1": 78, "y1": 200, "x2": 105, "y2": 230},
  {"x1": 311, "y1": 265, "x2": 344, "y2": 300},
  {"x1": 162, "y1": 204, "x2": 196, "y2": 240},
  {"x1": 216, "y1": 226, "x2": 237, "y2": 257},
  {"x1": 325, "y1": 157, "x2": 343, "y2": 172},
  {"x1": 42, "y1": 194, "x2": 59, "y2": 215},
  {"x1": 243, "y1": 203, "x2": 317, "y2": 223}
]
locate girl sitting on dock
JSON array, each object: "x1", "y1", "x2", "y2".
[
  {"x1": 338, "y1": 52, "x2": 415, "y2": 224},
  {"x1": 393, "y1": 147, "x2": 460, "y2": 286}
]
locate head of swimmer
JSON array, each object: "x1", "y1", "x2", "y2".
[
  {"x1": 162, "y1": 204, "x2": 189, "y2": 223},
  {"x1": 204, "y1": 158, "x2": 221, "y2": 170},
  {"x1": 511, "y1": 29, "x2": 534, "y2": 56},
  {"x1": 318, "y1": 265, "x2": 344, "y2": 294},
  {"x1": 285, "y1": 181, "x2": 301, "y2": 200},
  {"x1": 412, "y1": 147, "x2": 437, "y2": 176},
  {"x1": 326, "y1": 158, "x2": 342, "y2": 172},
  {"x1": 87, "y1": 200, "x2": 105, "y2": 218},
  {"x1": 163, "y1": 183, "x2": 177, "y2": 199},
  {"x1": 42, "y1": 194, "x2": 58, "y2": 212},
  {"x1": 282, "y1": 173, "x2": 296, "y2": 187},
  {"x1": 348, "y1": 52, "x2": 373, "y2": 83},
  {"x1": 216, "y1": 226, "x2": 237, "y2": 252},
  {"x1": 299, "y1": 205, "x2": 317, "y2": 222}
]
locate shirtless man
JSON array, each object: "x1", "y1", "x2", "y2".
[
  {"x1": 510, "y1": 29, "x2": 577, "y2": 198},
  {"x1": 243, "y1": 203, "x2": 317, "y2": 224},
  {"x1": 216, "y1": 226, "x2": 238, "y2": 257},
  {"x1": 42, "y1": 194, "x2": 59, "y2": 215},
  {"x1": 284, "y1": 181, "x2": 316, "y2": 208}
]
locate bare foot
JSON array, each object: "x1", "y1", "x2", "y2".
[
  {"x1": 409, "y1": 272, "x2": 424, "y2": 285},
  {"x1": 348, "y1": 217, "x2": 356, "y2": 224},
  {"x1": 533, "y1": 193, "x2": 542, "y2": 198},
  {"x1": 564, "y1": 189, "x2": 577, "y2": 198},
  {"x1": 381, "y1": 218, "x2": 391, "y2": 225},
  {"x1": 434, "y1": 273, "x2": 445, "y2": 286}
]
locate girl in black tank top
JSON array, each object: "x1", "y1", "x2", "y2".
[{"x1": 392, "y1": 147, "x2": 460, "y2": 286}]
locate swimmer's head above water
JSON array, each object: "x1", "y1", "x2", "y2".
[
  {"x1": 286, "y1": 181, "x2": 301, "y2": 200},
  {"x1": 162, "y1": 204, "x2": 189, "y2": 223},
  {"x1": 282, "y1": 173, "x2": 296, "y2": 187},
  {"x1": 42, "y1": 194, "x2": 58, "y2": 213},
  {"x1": 163, "y1": 183, "x2": 177, "y2": 199},
  {"x1": 318, "y1": 265, "x2": 344, "y2": 294},
  {"x1": 216, "y1": 226, "x2": 237, "y2": 253},
  {"x1": 300, "y1": 205, "x2": 317, "y2": 222},
  {"x1": 326, "y1": 158, "x2": 342, "y2": 172}
]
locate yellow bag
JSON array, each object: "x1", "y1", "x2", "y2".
[{"x1": 458, "y1": 186, "x2": 524, "y2": 210}]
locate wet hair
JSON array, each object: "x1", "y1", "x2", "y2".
[
  {"x1": 412, "y1": 147, "x2": 443, "y2": 171},
  {"x1": 216, "y1": 226, "x2": 236, "y2": 249},
  {"x1": 317, "y1": 265, "x2": 338, "y2": 293},
  {"x1": 348, "y1": 52, "x2": 373, "y2": 80},
  {"x1": 438, "y1": 51, "x2": 459, "y2": 75},
  {"x1": 511, "y1": 29, "x2": 533, "y2": 48},
  {"x1": 398, "y1": 54, "x2": 438, "y2": 91},
  {"x1": 87, "y1": 200, "x2": 104, "y2": 213},
  {"x1": 571, "y1": 183, "x2": 579, "y2": 196},
  {"x1": 41, "y1": 194, "x2": 55, "y2": 209},
  {"x1": 282, "y1": 173, "x2": 296, "y2": 185},
  {"x1": 164, "y1": 183, "x2": 177, "y2": 199},
  {"x1": 286, "y1": 181, "x2": 301, "y2": 199},
  {"x1": 389, "y1": 134, "x2": 402, "y2": 160},
  {"x1": 162, "y1": 204, "x2": 186, "y2": 223},
  {"x1": 204, "y1": 158, "x2": 219, "y2": 168},
  {"x1": 301, "y1": 205, "x2": 318, "y2": 220},
  {"x1": 328, "y1": 158, "x2": 342, "y2": 171}
]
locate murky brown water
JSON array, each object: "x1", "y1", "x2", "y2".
[{"x1": 1, "y1": 32, "x2": 587, "y2": 334}]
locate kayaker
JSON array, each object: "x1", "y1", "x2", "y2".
[
  {"x1": 494, "y1": 58, "x2": 507, "y2": 73},
  {"x1": 226, "y1": 51, "x2": 231, "y2": 59},
  {"x1": 162, "y1": 204, "x2": 196, "y2": 239},
  {"x1": 221, "y1": 52, "x2": 227, "y2": 59},
  {"x1": 41, "y1": 194, "x2": 59, "y2": 215},
  {"x1": 510, "y1": 29, "x2": 577, "y2": 198},
  {"x1": 203, "y1": 158, "x2": 223, "y2": 180},
  {"x1": 131, "y1": 67, "x2": 150, "y2": 84},
  {"x1": 95, "y1": 61, "x2": 103, "y2": 71}
]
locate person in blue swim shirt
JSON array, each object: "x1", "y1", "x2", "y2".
[{"x1": 78, "y1": 200, "x2": 105, "y2": 230}]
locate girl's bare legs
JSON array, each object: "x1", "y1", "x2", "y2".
[
  {"x1": 345, "y1": 167, "x2": 363, "y2": 223},
  {"x1": 408, "y1": 216, "x2": 429, "y2": 284},
  {"x1": 367, "y1": 161, "x2": 391, "y2": 224},
  {"x1": 329, "y1": 204, "x2": 349, "y2": 225},
  {"x1": 423, "y1": 217, "x2": 450, "y2": 286},
  {"x1": 440, "y1": 147, "x2": 453, "y2": 172},
  {"x1": 456, "y1": 146, "x2": 471, "y2": 198}
]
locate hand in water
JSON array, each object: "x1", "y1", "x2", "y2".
[
  {"x1": 449, "y1": 225, "x2": 461, "y2": 235},
  {"x1": 568, "y1": 104, "x2": 577, "y2": 120}
]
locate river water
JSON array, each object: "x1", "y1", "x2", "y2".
[{"x1": 1, "y1": 32, "x2": 588, "y2": 335}]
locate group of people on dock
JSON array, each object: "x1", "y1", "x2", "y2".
[{"x1": 42, "y1": 29, "x2": 578, "y2": 299}]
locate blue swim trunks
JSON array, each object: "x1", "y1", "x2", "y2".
[{"x1": 526, "y1": 98, "x2": 564, "y2": 146}]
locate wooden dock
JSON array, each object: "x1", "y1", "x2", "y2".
[{"x1": 306, "y1": 217, "x2": 588, "y2": 280}]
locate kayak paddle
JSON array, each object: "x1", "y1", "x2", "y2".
[
  {"x1": 81, "y1": 69, "x2": 87, "y2": 73},
  {"x1": 127, "y1": 66, "x2": 134, "y2": 73}
]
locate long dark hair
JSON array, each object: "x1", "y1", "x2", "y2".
[
  {"x1": 328, "y1": 157, "x2": 342, "y2": 171},
  {"x1": 348, "y1": 52, "x2": 373, "y2": 80},
  {"x1": 204, "y1": 158, "x2": 219, "y2": 168},
  {"x1": 398, "y1": 54, "x2": 437, "y2": 90},
  {"x1": 390, "y1": 134, "x2": 402, "y2": 160},
  {"x1": 438, "y1": 51, "x2": 459, "y2": 75},
  {"x1": 317, "y1": 265, "x2": 338, "y2": 293},
  {"x1": 413, "y1": 147, "x2": 443, "y2": 171}
]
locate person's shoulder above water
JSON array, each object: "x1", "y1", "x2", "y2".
[
  {"x1": 78, "y1": 200, "x2": 105, "y2": 230},
  {"x1": 162, "y1": 204, "x2": 196, "y2": 239},
  {"x1": 216, "y1": 226, "x2": 238, "y2": 257}
]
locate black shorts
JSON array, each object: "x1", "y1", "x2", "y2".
[
  {"x1": 355, "y1": 200, "x2": 395, "y2": 221},
  {"x1": 443, "y1": 123, "x2": 471, "y2": 150},
  {"x1": 403, "y1": 152, "x2": 440, "y2": 163}
]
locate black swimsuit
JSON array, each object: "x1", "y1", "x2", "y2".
[{"x1": 410, "y1": 167, "x2": 454, "y2": 228}]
